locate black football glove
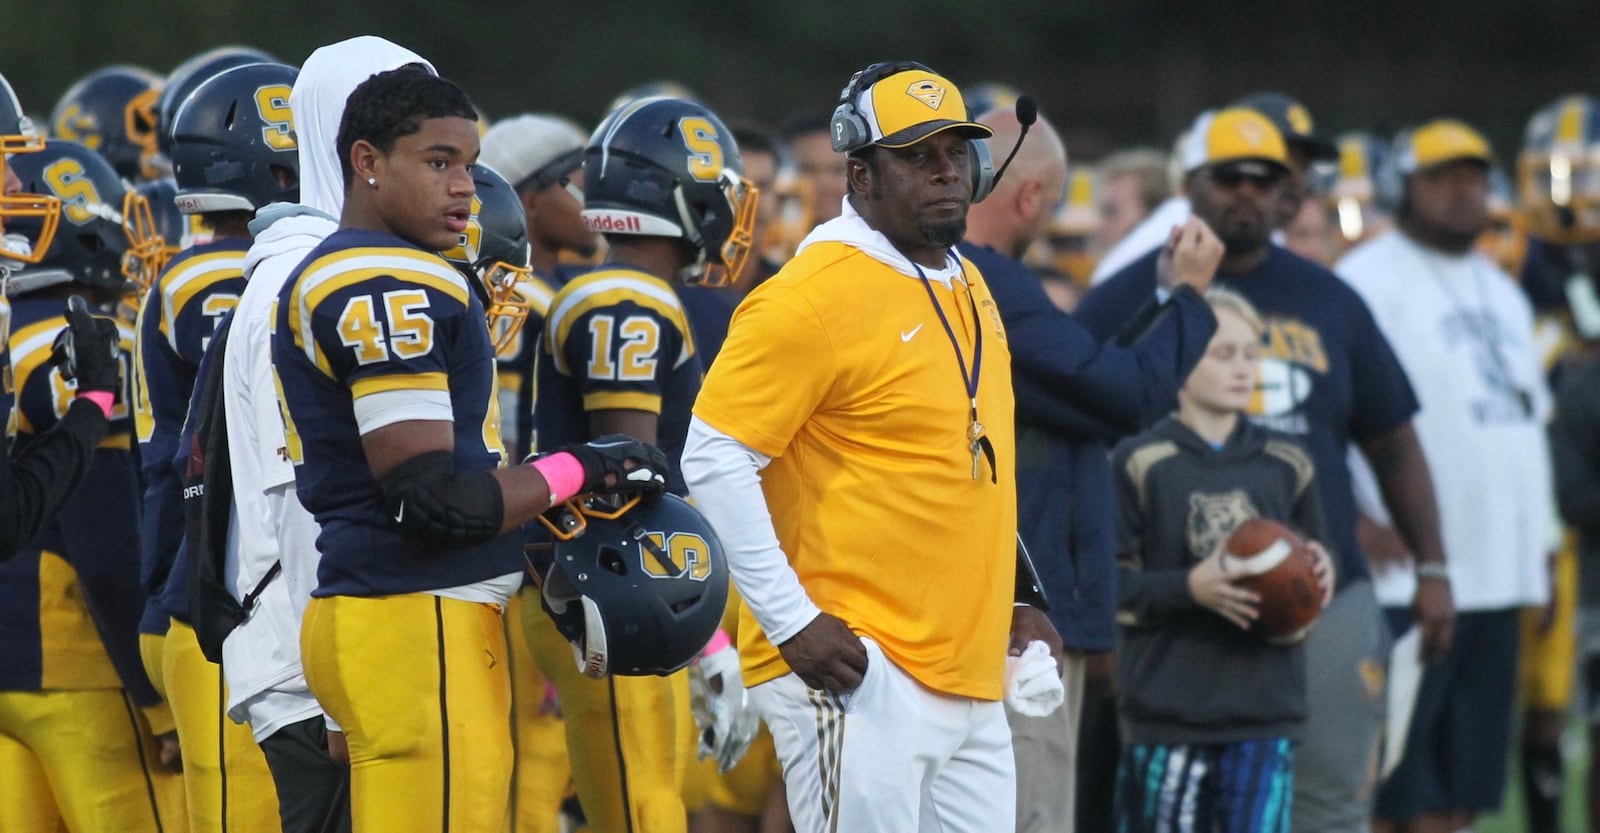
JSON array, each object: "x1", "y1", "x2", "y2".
[
  {"x1": 50, "y1": 296, "x2": 122, "y2": 396},
  {"x1": 555, "y1": 434, "x2": 670, "y2": 499}
]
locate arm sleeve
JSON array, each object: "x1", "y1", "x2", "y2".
[
  {"x1": 1112, "y1": 446, "x2": 1196, "y2": 622},
  {"x1": 681, "y1": 416, "x2": 821, "y2": 645},
  {"x1": 0, "y1": 399, "x2": 106, "y2": 557}
]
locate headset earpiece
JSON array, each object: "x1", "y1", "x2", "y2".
[
  {"x1": 828, "y1": 60, "x2": 937, "y2": 154},
  {"x1": 970, "y1": 137, "x2": 996, "y2": 203},
  {"x1": 829, "y1": 100, "x2": 869, "y2": 154}
]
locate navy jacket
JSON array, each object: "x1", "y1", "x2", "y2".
[{"x1": 959, "y1": 243, "x2": 1216, "y2": 652}]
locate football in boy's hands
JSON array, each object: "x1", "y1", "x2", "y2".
[{"x1": 1223, "y1": 519, "x2": 1323, "y2": 645}]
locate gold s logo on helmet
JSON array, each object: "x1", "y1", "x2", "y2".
[
  {"x1": 1287, "y1": 104, "x2": 1313, "y2": 136},
  {"x1": 442, "y1": 194, "x2": 484, "y2": 263},
  {"x1": 53, "y1": 104, "x2": 101, "y2": 150},
  {"x1": 640, "y1": 531, "x2": 715, "y2": 581},
  {"x1": 42, "y1": 158, "x2": 107, "y2": 226},
  {"x1": 906, "y1": 80, "x2": 946, "y2": 110},
  {"x1": 254, "y1": 84, "x2": 296, "y2": 151},
  {"x1": 679, "y1": 117, "x2": 723, "y2": 183}
]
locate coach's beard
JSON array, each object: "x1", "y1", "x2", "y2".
[{"x1": 920, "y1": 217, "x2": 967, "y2": 249}]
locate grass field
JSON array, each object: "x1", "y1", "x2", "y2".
[{"x1": 1476, "y1": 724, "x2": 1589, "y2": 833}]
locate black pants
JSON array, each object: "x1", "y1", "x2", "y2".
[{"x1": 259, "y1": 716, "x2": 351, "y2": 833}]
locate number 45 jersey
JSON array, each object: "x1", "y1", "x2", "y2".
[
  {"x1": 271, "y1": 229, "x2": 521, "y2": 597},
  {"x1": 534, "y1": 266, "x2": 701, "y2": 494}
]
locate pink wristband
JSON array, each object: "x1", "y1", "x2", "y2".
[
  {"x1": 530, "y1": 452, "x2": 586, "y2": 503},
  {"x1": 78, "y1": 390, "x2": 115, "y2": 419},
  {"x1": 702, "y1": 628, "x2": 732, "y2": 656}
]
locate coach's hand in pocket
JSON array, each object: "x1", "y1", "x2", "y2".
[{"x1": 778, "y1": 612, "x2": 868, "y2": 693}]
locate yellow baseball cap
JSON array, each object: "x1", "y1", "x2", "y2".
[
  {"x1": 1178, "y1": 108, "x2": 1290, "y2": 174},
  {"x1": 854, "y1": 68, "x2": 993, "y2": 148},
  {"x1": 1395, "y1": 119, "x2": 1492, "y2": 174}
]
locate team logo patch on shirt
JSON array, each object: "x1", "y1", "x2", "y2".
[
  {"x1": 907, "y1": 80, "x2": 946, "y2": 110},
  {"x1": 1186, "y1": 489, "x2": 1259, "y2": 561}
]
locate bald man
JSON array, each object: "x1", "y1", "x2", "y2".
[{"x1": 958, "y1": 107, "x2": 1224, "y2": 833}]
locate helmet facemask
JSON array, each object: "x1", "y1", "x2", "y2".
[
  {"x1": 1519, "y1": 148, "x2": 1600, "y2": 245},
  {"x1": 678, "y1": 168, "x2": 759, "y2": 288},
  {"x1": 482, "y1": 256, "x2": 534, "y2": 357},
  {"x1": 120, "y1": 188, "x2": 178, "y2": 292},
  {"x1": 1, "y1": 119, "x2": 61, "y2": 265}
]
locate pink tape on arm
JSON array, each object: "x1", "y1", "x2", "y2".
[
  {"x1": 529, "y1": 452, "x2": 586, "y2": 503},
  {"x1": 79, "y1": 391, "x2": 115, "y2": 419}
]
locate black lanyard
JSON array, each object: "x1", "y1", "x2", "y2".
[{"x1": 912, "y1": 257, "x2": 996, "y2": 483}]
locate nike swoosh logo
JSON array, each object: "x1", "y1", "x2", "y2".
[
  {"x1": 901, "y1": 324, "x2": 924, "y2": 342},
  {"x1": 394, "y1": 502, "x2": 405, "y2": 524}
]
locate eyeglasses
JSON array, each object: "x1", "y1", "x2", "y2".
[{"x1": 1209, "y1": 168, "x2": 1284, "y2": 191}]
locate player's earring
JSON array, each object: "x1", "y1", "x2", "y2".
[{"x1": 367, "y1": 177, "x2": 377, "y2": 188}]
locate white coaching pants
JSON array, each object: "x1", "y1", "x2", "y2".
[{"x1": 750, "y1": 637, "x2": 1016, "y2": 833}]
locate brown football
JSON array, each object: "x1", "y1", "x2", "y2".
[{"x1": 1222, "y1": 518, "x2": 1324, "y2": 645}]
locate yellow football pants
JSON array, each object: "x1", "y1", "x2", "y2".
[
  {"x1": 137, "y1": 632, "x2": 179, "y2": 738},
  {"x1": 1520, "y1": 533, "x2": 1581, "y2": 711},
  {"x1": 162, "y1": 619, "x2": 281, "y2": 833},
  {"x1": 523, "y1": 593, "x2": 688, "y2": 833},
  {"x1": 505, "y1": 589, "x2": 573, "y2": 833},
  {"x1": 303, "y1": 593, "x2": 513, "y2": 833},
  {"x1": 0, "y1": 688, "x2": 181, "y2": 833}
]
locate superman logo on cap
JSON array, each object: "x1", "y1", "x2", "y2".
[{"x1": 906, "y1": 80, "x2": 946, "y2": 110}]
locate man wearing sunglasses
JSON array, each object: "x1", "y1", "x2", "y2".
[{"x1": 1080, "y1": 107, "x2": 1451, "y2": 833}]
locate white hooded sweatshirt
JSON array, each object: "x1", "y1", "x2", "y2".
[{"x1": 221, "y1": 37, "x2": 435, "y2": 740}]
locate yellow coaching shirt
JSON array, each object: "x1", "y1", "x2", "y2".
[{"x1": 694, "y1": 241, "x2": 1017, "y2": 701}]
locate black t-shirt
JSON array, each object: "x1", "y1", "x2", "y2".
[{"x1": 1078, "y1": 245, "x2": 1420, "y2": 586}]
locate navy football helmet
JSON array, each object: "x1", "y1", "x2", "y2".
[
  {"x1": 170, "y1": 62, "x2": 300, "y2": 215},
  {"x1": 441, "y1": 164, "x2": 533, "y2": 356},
  {"x1": 1, "y1": 72, "x2": 59, "y2": 266},
  {"x1": 582, "y1": 97, "x2": 757, "y2": 287},
  {"x1": 50, "y1": 65, "x2": 164, "y2": 183},
  {"x1": 153, "y1": 46, "x2": 277, "y2": 169},
  {"x1": 6, "y1": 140, "x2": 132, "y2": 295},
  {"x1": 121, "y1": 179, "x2": 191, "y2": 293},
  {"x1": 1326, "y1": 131, "x2": 1401, "y2": 244},
  {"x1": 1519, "y1": 94, "x2": 1600, "y2": 245},
  {"x1": 531, "y1": 493, "x2": 729, "y2": 678}
]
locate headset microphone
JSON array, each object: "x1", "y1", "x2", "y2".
[{"x1": 989, "y1": 94, "x2": 1037, "y2": 192}]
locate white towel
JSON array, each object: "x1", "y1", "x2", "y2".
[{"x1": 1004, "y1": 640, "x2": 1064, "y2": 717}]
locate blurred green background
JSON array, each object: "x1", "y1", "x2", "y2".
[{"x1": 4, "y1": 0, "x2": 1599, "y2": 159}]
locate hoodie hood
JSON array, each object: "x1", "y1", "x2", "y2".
[
  {"x1": 243, "y1": 210, "x2": 338, "y2": 281},
  {"x1": 1154, "y1": 414, "x2": 1267, "y2": 459},
  {"x1": 794, "y1": 197, "x2": 965, "y2": 286},
  {"x1": 290, "y1": 36, "x2": 436, "y2": 218}
]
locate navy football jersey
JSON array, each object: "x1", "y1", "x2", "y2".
[
  {"x1": 131, "y1": 238, "x2": 247, "y2": 629},
  {"x1": 0, "y1": 293, "x2": 154, "y2": 704},
  {"x1": 272, "y1": 229, "x2": 521, "y2": 597},
  {"x1": 534, "y1": 266, "x2": 701, "y2": 493}
]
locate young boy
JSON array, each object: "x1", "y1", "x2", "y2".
[{"x1": 1111, "y1": 288, "x2": 1334, "y2": 833}]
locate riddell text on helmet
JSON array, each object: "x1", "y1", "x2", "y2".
[{"x1": 583, "y1": 213, "x2": 643, "y2": 233}]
